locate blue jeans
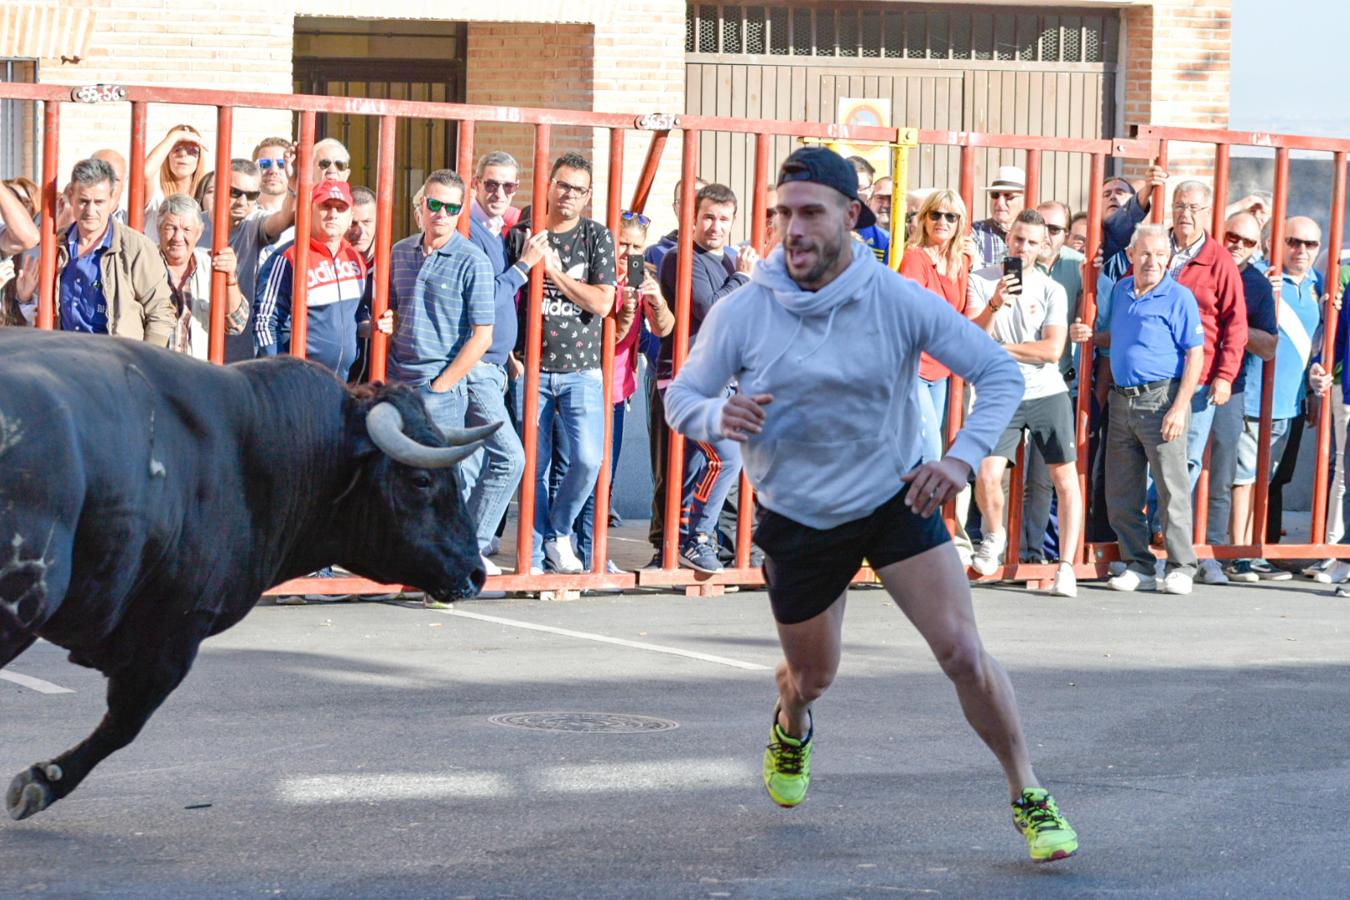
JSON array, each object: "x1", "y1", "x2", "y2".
[
  {"x1": 916, "y1": 377, "x2": 949, "y2": 464},
  {"x1": 531, "y1": 369, "x2": 604, "y2": 566},
  {"x1": 456, "y1": 363, "x2": 526, "y2": 555},
  {"x1": 1147, "y1": 383, "x2": 1216, "y2": 535},
  {"x1": 568, "y1": 400, "x2": 626, "y2": 568},
  {"x1": 1205, "y1": 390, "x2": 1245, "y2": 545}
]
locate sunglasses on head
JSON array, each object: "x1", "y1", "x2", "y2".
[
  {"x1": 425, "y1": 197, "x2": 462, "y2": 215},
  {"x1": 317, "y1": 158, "x2": 350, "y2": 172},
  {"x1": 1286, "y1": 236, "x2": 1320, "y2": 250},
  {"x1": 480, "y1": 178, "x2": 518, "y2": 195},
  {"x1": 927, "y1": 210, "x2": 960, "y2": 223},
  {"x1": 621, "y1": 210, "x2": 650, "y2": 227},
  {"x1": 230, "y1": 187, "x2": 261, "y2": 201},
  {"x1": 257, "y1": 158, "x2": 286, "y2": 170},
  {"x1": 1224, "y1": 231, "x2": 1258, "y2": 249}
]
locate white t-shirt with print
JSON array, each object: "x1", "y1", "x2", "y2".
[{"x1": 967, "y1": 264, "x2": 1069, "y2": 400}]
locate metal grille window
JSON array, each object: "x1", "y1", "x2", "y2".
[
  {"x1": 686, "y1": 4, "x2": 1115, "y2": 63},
  {"x1": 0, "y1": 60, "x2": 37, "y2": 181}
]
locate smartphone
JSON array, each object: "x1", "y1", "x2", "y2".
[
  {"x1": 1002, "y1": 256, "x2": 1023, "y2": 289},
  {"x1": 626, "y1": 253, "x2": 645, "y2": 287}
]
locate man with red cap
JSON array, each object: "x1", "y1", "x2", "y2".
[{"x1": 254, "y1": 179, "x2": 368, "y2": 379}]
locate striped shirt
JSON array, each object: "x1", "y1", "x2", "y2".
[{"x1": 387, "y1": 231, "x2": 495, "y2": 387}]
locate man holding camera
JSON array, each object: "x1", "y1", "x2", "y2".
[{"x1": 965, "y1": 209, "x2": 1081, "y2": 597}]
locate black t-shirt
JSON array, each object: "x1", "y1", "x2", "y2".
[{"x1": 506, "y1": 217, "x2": 616, "y2": 372}]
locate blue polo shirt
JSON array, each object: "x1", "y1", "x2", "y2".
[
  {"x1": 467, "y1": 218, "x2": 525, "y2": 366},
  {"x1": 1244, "y1": 270, "x2": 1321, "y2": 421},
  {"x1": 386, "y1": 231, "x2": 495, "y2": 387},
  {"x1": 1234, "y1": 263, "x2": 1278, "y2": 395},
  {"x1": 1108, "y1": 272, "x2": 1204, "y2": 388},
  {"x1": 58, "y1": 224, "x2": 111, "y2": 334}
]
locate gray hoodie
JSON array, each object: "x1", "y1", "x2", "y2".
[{"x1": 664, "y1": 241, "x2": 1023, "y2": 530}]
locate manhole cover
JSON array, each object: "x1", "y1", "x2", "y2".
[{"x1": 488, "y1": 712, "x2": 679, "y2": 734}]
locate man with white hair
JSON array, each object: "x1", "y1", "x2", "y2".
[
  {"x1": 1101, "y1": 224, "x2": 1205, "y2": 594},
  {"x1": 155, "y1": 192, "x2": 247, "y2": 359}
]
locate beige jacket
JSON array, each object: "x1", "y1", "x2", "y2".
[{"x1": 53, "y1": 218, "x2": 176, "y2": 346}]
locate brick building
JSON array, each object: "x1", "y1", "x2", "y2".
[{"x1": 2, "y1": 0, "x2": 1230, "y2": 236}]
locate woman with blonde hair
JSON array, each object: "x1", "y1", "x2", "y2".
[
  {"x1": 899, "y1": 188, "x2": 979, "y2": 463},
  {"x1": 142, "y1": 123, "x2": 209, "y2": 235}
]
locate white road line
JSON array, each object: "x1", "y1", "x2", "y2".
[
  {"x1": 0, "y1": 669, "x2": 75, "y2": 694},
  {"x1": 432, "y1": 608, "x2": 769, "y2": 671},
  {"x1": 278, "y1": 759, "x2": 754, "y2": 804}
]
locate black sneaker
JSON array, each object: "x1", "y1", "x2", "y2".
[
  {"x1": 680, "y1": 534, "x2": 724, "y2": 573},
  {"x1": 1249, "y1": 559, "x2": 1293, "y2": 581}
]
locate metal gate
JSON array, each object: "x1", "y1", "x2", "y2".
[{"x1": 685, "y1": 3, "x2": 1119, "y2": 219}]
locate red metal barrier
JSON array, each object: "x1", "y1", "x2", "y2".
[{"x1": 14, "y1": 81, "x2": 1349, "y2": 600}]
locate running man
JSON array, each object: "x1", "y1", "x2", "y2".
[{"x1": 664, "y1": 147, "x2": 1079, "y2": 863}]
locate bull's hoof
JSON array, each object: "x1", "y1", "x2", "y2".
[{"x1": 6, "y1": 765, "x2": 57, "y2": 820}]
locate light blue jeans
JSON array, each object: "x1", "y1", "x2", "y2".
[
  {"x1": 456, "y1": 362, "x2": 525, "y2": 555},
  {"x1": 531, "y1": 369, "x2": 604, "y2": 567},
  {"x1": 916, "y1": 376, "x2": 949, "y2": 464}
]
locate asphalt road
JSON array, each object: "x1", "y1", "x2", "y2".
[{"x1": 3, "y1": 579, "x2": 1349, "y2": 898}]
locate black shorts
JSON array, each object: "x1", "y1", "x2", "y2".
[
  {"x1": 753, "y1": 486, "x2": 951, "y2": 625},
  {"x1": 991, "y1": 393, "x2": 1077, "y2": 465}
]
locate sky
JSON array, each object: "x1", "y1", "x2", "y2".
[{"x1": 1230, "y1": 0, "x2": 1346, "y2": 135}]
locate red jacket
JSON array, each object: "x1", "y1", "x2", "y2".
[{"x1": 1172, "y1": 233, "x2": 1247, "y2": 386}]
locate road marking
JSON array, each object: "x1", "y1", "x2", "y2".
[
  {"x1": 281, "y1": 772, "x2": 513, "y2": 804},
  {"x1": 278, "y1": 758, "x2": 753, "y2": 804},
  {"x1": 432, "y1": 608, "x2": 769, "y2": 671},
  {"x1": 0, "y1": 669, "x2": 75, "y2": 694}
]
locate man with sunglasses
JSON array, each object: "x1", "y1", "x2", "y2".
[
  {"x1": 1201, "y1": 213, "x2": 1278, "y2": 584},
  {"x1": 505, "y1": 152, "x2": 617, "y2": 575},
  {"x1": 972, "y1": 166, "x2": 1025, "y2": 266},
  {"x1": 200, "y1": 158, "x2": 297, "y2": 362},
  {"x1": 257, "y1": 139, "x2": 352, "y2": 277},
  {"x1": 252, "y1": 137, "x2": 292, "y2": 214},
  {"x1": 1226, "y1": 217, "x2": 1324, "y2": 582}
]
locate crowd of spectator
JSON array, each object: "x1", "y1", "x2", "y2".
[{"x1": 0, "y1": 124, "x2": 1345, "y2": 600}]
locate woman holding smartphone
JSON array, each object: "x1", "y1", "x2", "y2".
[{"x1": 899, "y1": 189, "x2": 979, "y2": 463}]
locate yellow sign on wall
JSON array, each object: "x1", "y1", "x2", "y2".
[{"x1": 835, "y1": 97, "x2": 892, "y2": 176}]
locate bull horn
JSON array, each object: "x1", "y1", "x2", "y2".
[
  {"x1": 444, "y1": 421, "x2": 503, "y2": 446},
  {"x1": 366, "y1": 402, "x2": 482, "y2": 469}
]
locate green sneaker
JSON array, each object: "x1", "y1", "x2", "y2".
[
  {"x1": 1012, "y1": 788, "x2": 1078, "y2": 862},
  {"x1": 762, "y1": 710, "x2": 813, "y2": 808}
]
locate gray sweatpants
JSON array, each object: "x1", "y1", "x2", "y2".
[{"x1": 1105, "y1": 382, "x2": 1197, "y2": 577}]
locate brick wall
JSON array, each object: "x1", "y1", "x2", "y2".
[
  {"x1": 32, "y1": 0, "x2": 293, "y2": 182},
  {"x1": 1122, "y1": 0, "x2": 1233, "y2": 182}
]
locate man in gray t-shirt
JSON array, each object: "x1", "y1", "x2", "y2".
[
  {"x1": 964, "y1": 210, "x2": 1082, "y2": 597},
  {"x1": 200, "y1": 158, "x2": 295, "y2": 361}
]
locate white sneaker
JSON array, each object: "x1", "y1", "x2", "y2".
[
  {"x1": 1107, "y1": 561, "x2": 1127, "y2": 577},
  {"x1": 1159, "y1": 570, "x2": 1193, "y2": 595},
  {"x1": 481, "y1": 554, "x2": 502, "y2": 577},
  {"x1": 1108, "y1": 569, "x2": 1157, "y2": 592},
  {"x1": 529, "y1": 565, "x2": 544, "y2": 576},
  {"x1": 970, "y1": 531, "x2": 1007, "y2": 577},
  {"x1": 543, "y1": 539, "x2": 584, "y2": 574},
  {"x1": 605, "y1": 560, "x2": 624, "y2": 575},
  {"x1": 1197, "y1": 559, "x2": 1229, "y2": 585},
  {"x1": 1313, "y1": 559, "x2": 1350, "y2": 584},
  {"x1": 1049, "y1": 562, "x2": 1078, "y2": 598}
]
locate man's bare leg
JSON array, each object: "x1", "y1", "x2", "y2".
[
  {"x1": 773, "y1": 592, "x2": 847, "y2": 739},
  {"x1": 877, "y1": 542, "x2": 1036, "y2": 799},
  {"x1": 1048, "y1": 461, "x2": 1082, "y2": 559}
]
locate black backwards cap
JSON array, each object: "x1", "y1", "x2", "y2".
[{"x1": 776, "y1": 146, "x2": 877, "y2": 229}]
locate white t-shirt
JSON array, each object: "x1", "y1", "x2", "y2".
[{"x1": 967, "y1": 263, "x2": 1069, "y2": 400}]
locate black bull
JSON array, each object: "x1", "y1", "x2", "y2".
[{"x1": 0, "y1": 330, "x2": 497, "y2": 820}]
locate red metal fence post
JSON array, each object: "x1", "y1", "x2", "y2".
[
  {"x1": 629, "y1": 130, "x2": 670, "y2": 214},
  {"x1": 591, "y1": 127, "x2": 625, "y2": 574},
  {"x1": 1023, "y1": 148, "x2": 1040, "y2": 208},
  {"x1": 207, "y1": 104, "x2": 233, "y2": 365},
  {"x1": 1253, "y1": 146, "x2": 1290, "y2": 546},
  {"x1": 36, "y1": 100, "x2": 59, "y2": 331},
  {"x1": 290, "y1": 111, "x2": 316, "y2": 360},
  {"x1": 1075, "y1": 151, "x2": 1106, "y2": 565},
  {"x1": 1310, "y1": 151, "x2": 1347, "y2": 545},
  {"x1": 1151, "y1": 142, "x2": 1169, "y2": 225},
  {"x1": 456, "y1": 120, "x2": 475, "y2": 238},
  {"x1": 515, "y1": 123, "x2": 551, "y2": 577},
  {"x1": 369, "y1": 114, "x2": 397, "y2": 384},
  {"x1": 661, "y1": 128, "x2": 699, "y2": 569},
  {"x1": 127, "y1": 101, "x2": 147, "y2": 233}
]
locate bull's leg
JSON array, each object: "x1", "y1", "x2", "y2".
[{"x1": 7, "y1": 623, "x2": 206, "y2": 820}]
